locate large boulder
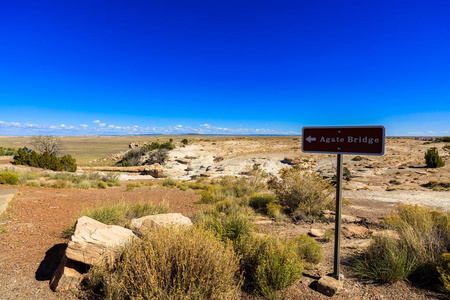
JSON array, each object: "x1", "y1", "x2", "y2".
[
  {"x1": 130, "y1": 213, "x2": 193, "y2": 234},
  {"x1": 65, "y1": 216, "x2": 136, "y2": 266}
]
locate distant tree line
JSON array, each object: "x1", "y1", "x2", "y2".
[{"x1": 0, "y1": 147, "x2": 18, "y2": 156}]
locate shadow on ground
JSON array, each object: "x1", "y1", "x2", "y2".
[{"x1": 35, "y1": 243, "x2": 67, "y2": 281}]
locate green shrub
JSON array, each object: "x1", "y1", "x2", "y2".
[
  {"x1": 268, "y1": 167, "x2": 334, "y2": 218},
  {"x1": 249, "y1": 193, "x2": 276, "y2": 212},
  {"x1": 0, "y1": 147, "x2": 18, "y2": 156},
  {"x1": 13, "y1": 149, "x2": 77, "y2": 172},
  {"x1": 437, "y1": 253, "x2": 450, "y2": 293},
  {"x1": 352, "y1": 155, "x2": 365, "y2": 161},
  {"x1": 353, "y1": 205, "x2": 450, "y2": 285},
  {"x1": 26, "y1": 180, "x2": 41, "y2": 188},
  {"x1": 425, "y1": 147, "x2": 445, "y2": 168},
  {"x1": 201, "y1": 209, "x2": 253, "y2": 243},
  {"x1": 77, "y1": 180, "x2": 91, "y2": 190},
  {"x1": 161, "y1": 178, "x2": 177, "y2": 187},
  {"x1": 215, "y1": 198, "x2": 234, "y2": 213},
  {"x1": 385, "y1": 205, "x2": 450, "y2": 282},
  {"x1": 389, "y1": 179, "x2": 402, "y2": 185},
  {"x1": 324, "y1": 228, "x2": 335, "y2": 242},
  {"x1": 353, "y1": 236, "x2": 416, "y2": 283},
  {"x1": 0, "y1": 172, "x2": 19, "y2": 185},
  {"x1": 181, "y1": 138, "x2": 189, "y2": 145},
  {"x1": 266, "y1": 202, "x2": 283, "y2": 219},
  {"x1": 87, "y1": 226, "x2": 242, "y2": 300},
  {"x1": 292, "y1": 234, "x2": 323, "y2": 264},
  {"x1": 238, "y1": 235, "x2": 303, "y2": 298},
  {"x1": 434, "y1": 137, "x2": 450, "y2": 143},
  {"x1": 96, "y1": 180, "x2": 108, "y2": 189},
  {"x1": 52, "y1": 179, "x2": 72, "y2": 189},
  {"x1": 422, "y1": 180, "x2": 450, "y2": 191},
  {"x1": 125, "y1": 183, "x2": 136, "y2": 191}
]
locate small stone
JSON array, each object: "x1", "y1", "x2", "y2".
[
  {"x1": 317, "y1": 276, "x2": 343, "y2": 296},
  {"x1": 309, "y1": 228, "x2": 326, "y2": 237}
]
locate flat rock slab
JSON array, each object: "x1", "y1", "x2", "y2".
[
  {"x1": 130, "y1": 213, "x2": 193, "y2": 234},
  {"x1": 66, "y1": 216, "x2": 136, "y2": 266},
  {"x1": 0, "y1": 188, "x2": 19, "y2": 214}
]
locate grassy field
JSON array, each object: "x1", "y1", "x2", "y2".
[{"x1": 0, "y1": 135, "x2": 296, "y2": 165}]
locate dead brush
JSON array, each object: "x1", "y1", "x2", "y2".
[{"x1": 86, "y1": 225, "x2": 242, "y2": 300}]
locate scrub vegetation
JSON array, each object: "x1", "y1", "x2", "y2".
[{"x1": 353, "y1": 205, "x2": 450, "y2": 291}]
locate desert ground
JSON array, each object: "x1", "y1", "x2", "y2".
[{"x1": 0, "y1": 135, "x2": 449, "y2": 299}]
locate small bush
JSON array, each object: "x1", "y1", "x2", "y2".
[
  {"x1": 422, "y1": 180, "x2": 450, "y2": 191},
  {"x1": 52, "y1": 179, "x2": 72, "y2": 189},
  {"x1": 0, "y1": 147, "x2": 18, "y2": 156},
  {"x1": 324, "y1": 228, "x2": 335, "y2": 242},
  {"x1": 0, "y1": 172, "x2": 19, "y2": 185},
  {"x1": 352, "y1": 155, "x2": 365, "y2": 161},
  {"x1": 97, "y1": 180, "x2": 108, "y2": 189},
  {"x1": 88, "y1": 226, "x2": 242, "y2": 300},
  {"x1": 425, "y1": 147, "x2": 445, "y2": 168},
  {"x1": 437, "y1": 253, "x2": 450, "y2": 293},
  {"x1": 266, "y1": 202, "x2": 283, "y2": 219},
  {"x1": 78, "y1": 180, "x2": 91, "y2": 190},
  {"x1": 353, "y1": 205, "x2": 450, "y2": 285},
  {"x1": 268, "y1": 167, "x2": 334, "y2": 218},
  {"x1": 26, "y1": 180, "x2": 41, "y2": 188},
  {"x1": 434, "y1": 137, "x2": 450, "y2": 143},
  {"x1": 238, "y1": 235, "x2": 303, "y2": 298},
  {"x1": 161, "y1": 178, "x2": 177, "y2": 187},
  {"x1": 201, "y1": 209, "x2": 253, "y2": 243},
  {"x1": 443, "y1": 144, "x2": 450, "y2": 152},
  {"x1": 389, "y1": 179, "x2": 402, "y2": 185},
  {"x1": 125, "y1": 183, "x2": 136, "y2": 191},
  {"x1": 292, "y1": 234, "x2": 323, "y2": 264},
  {"x1": 353, "y1": 236, "x2": 416, "y2": 283},
  {"x1": 249, "y1": 193, "x2": 276, "y2": 212},
  {"x1": 181, "y1": 138, "x2": 189, "y2": 145}
]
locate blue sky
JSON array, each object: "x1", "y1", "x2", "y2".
[{"x1": 1, "y1": 0, "x2": 449, "y2": 136}]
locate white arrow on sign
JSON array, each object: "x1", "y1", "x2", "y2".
[{"x1": 306, "y1": 136, "x2": 316, "y2": 143}]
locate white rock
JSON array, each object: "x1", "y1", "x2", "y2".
[
  {"x1": 130, "y1": 213, "x2": 193, "y2": 234},
  {"x1": 65, "y1": 216, "x2": 136, "y2": 266}
]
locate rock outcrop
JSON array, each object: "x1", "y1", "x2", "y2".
[{"x1": 130, "y1": 213, "x2": 193, "y2": 234}]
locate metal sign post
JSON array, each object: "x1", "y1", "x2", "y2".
[
  {"x1": 333, "y1": 154, "x2": 343, "y2": 280},
  {"x1": 301, "y1": 125, "x2": 385, "y2": 281}
]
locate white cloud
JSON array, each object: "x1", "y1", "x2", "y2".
[
  {"x1": 93, "y1": 120, "x2": 101, "y2": 123},
  {"x1": 0, "y1": 120, "x2": 295, "y2": 136}
]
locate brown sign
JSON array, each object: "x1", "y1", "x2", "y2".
[{"x1": 302, "y1": 126, "x2": 385, "y2": 155}]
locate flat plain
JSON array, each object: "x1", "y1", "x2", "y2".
[{"x1": 0, "y1": 135, "x2": 449, "y2": 299}]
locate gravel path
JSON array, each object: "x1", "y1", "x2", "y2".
[{"x1": 344, "y1": 190, "x2": 450, "y2": 211}]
